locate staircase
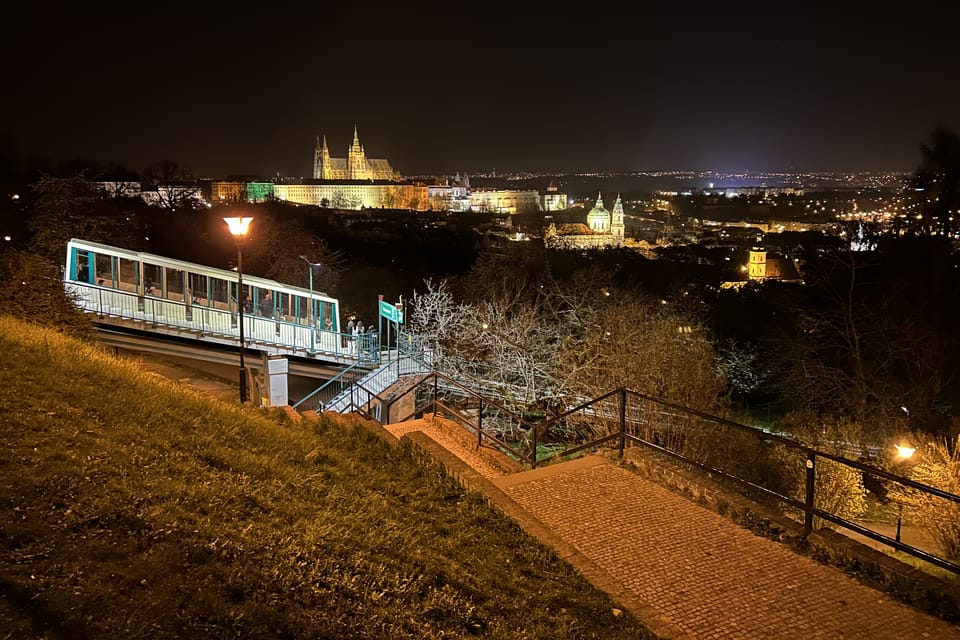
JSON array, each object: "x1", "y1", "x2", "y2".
[{"x1": 323, "y1": 352, "x2": 431, "y2": 415}]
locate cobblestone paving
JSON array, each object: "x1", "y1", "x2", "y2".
[
  {"x1": 385, "y1": 416, "x2": 516, "y2": 479},
  {"x1": 496, "y1": 456, "x2": 960, "y2": 640}
]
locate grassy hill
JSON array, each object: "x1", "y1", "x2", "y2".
[{"x1": 0, "y1": 316, "x2": 656, "y2": 639}]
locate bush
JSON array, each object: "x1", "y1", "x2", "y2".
[
  {"x1": 770, "y1": 410, "x2": 869, "y2": 527},
  {"x1": 0, "y1": 247, "x2": 92, "y2": 338},
  {"x1": 888, "y1": 435, "x2": 960, "y2": 562}
]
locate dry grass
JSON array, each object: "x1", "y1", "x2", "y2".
[{"x1": 0, "y1": 316, "x2": 656, "y2": 639}]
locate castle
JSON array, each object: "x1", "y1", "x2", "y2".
[{"x1": 312, "y1": 126, "x2": 402, "y2": 181}]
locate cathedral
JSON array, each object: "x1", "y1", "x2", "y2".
[
  {"x1": 312, "y1": 126, "x2": 402, "y2": 181},
  {"x1": 544, "y1": 193, "x2": 625, "y2": 249}
]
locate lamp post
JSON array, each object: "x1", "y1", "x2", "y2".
[
  {"x1": 299, "y1": 255, "x2": 322, "y2": 355},
  {"x1": 893, "y1": 444, "x2": 916, "y2": 543},
  {"x1": 224, "y1": 216, "x2": 253, "y2": 402}
]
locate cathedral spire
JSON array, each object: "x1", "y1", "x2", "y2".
[
  {"x1": 352, "y1": 125, "x2": 360, "y2": 147},
  {"x1": 322, "y1": 135, "x2": 329, "y2": 153}
]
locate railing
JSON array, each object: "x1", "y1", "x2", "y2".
[
  {"x1": 65, "y1": 280, "x2": 357, "y2": 361},
  {"x1": 294, "y1": 345, "x2": 431, "y2": 415},
  {"x1": 378, "y1": 374, "x2": 960, "y2": 576},
  {"x1": 293, "y1": 362, "x2": 371, "y2": 413}
]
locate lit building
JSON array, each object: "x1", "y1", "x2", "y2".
[
  {"x1": 313, "y1": 127, "x2": 401, "y2": 181},
  {"x1": 274, "y1": 182, "x2": 429, "y2": 211},
  {"x1": 542, "y1": 181, "x2": 568, "y2": 212},
  {"x1": 210, "y1": 181, "x2": 247, "y2": 202},
  {"x1": 428, "y1": 173, "x2": 472, "y2": 211},
  {"x1": 721, "y1": 247, "x2": 803, "y2": 289},
  {"x1": 544, "y1": 193, "x2": 625, "y2": 249},
  {"x1": 468, "y1": 188, "x2": 541, "y2": 214}
]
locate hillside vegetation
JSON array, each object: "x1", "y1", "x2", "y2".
[{"x1": 0, "y1": 316, "x2": 655, "y2": 639}]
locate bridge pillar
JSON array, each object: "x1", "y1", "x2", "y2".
[{"x1": 263, "y1": 355, "x2": 289, "y2": 407}]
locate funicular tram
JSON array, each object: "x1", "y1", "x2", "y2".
[{"x1": 63, "y1": 238, "x2": 370, "y2": 363}]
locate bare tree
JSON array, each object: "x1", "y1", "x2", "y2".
[
  {"x1": 27, "y1": 174, "x2": 143, "y2": 261},
  {"x1": 141, "y1": 160, "x2": 199, "y2": 210}
]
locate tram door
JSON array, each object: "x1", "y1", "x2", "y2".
[{"x1": 71, "y1": 248, "x2": 92, "y2": 283}]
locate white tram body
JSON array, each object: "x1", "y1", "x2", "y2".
[{"x1": 64, "y1": 238, "x2": 351, "y2": 359}]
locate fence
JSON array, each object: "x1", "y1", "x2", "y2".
[{"x1": 377, "y1": 374, "x2": 960, "y2": 576}]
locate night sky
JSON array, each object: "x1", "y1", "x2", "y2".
[{"x1": 4, "y1": 3, "x2": 959, "y2": 179}]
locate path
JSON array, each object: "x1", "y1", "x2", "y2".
[{"x1": 389, "y1": 416, "x2": 960, "y2": 639}]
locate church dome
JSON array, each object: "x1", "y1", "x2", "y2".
[{"x1": 586, "y1": 193, "x2": 610, "y2": 233}]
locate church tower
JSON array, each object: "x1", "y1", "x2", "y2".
[
  {"x1": 321, "y1": 136, "x2": 331, "y2": 179},
  {"x1": 313, "y1": 135, "x2": 333, "y2": 179},
  {"x1": 348, "y1": 125, "x2": 367, "y2": 180},
  {"x1": 611, "y1": 194, "x2": 625, "y2": 241},
  {"x1": 748, "y1": 248, "x2": 768, "y2": 280}
]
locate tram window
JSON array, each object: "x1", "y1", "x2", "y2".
[
  {"x1": 143, "y1": 263, "x2": 162, "y2": 296},
  {"x1": 189, "y1": 274, "x2": 208, "y2": 305},
  {"x1": 95, "y1": 253, "x2": 114, "y2": 285},
  {"x1": 74, "y1": 251, "x2": 91, "y2": 282},
  {"x1": 320, "y1": 302, "x2": 335, "y2": 330},
  {"x1": 165, "y1": 267, "x2": 183, "y2": 301},
  {"x1": 293, "y1": 295, "x2": 308, "y2": 322},
  {"x1": 210, "y1": 277, "x2": 228, "y2": 306},
  {"x1": 240, "y1": 283, "x2": 253, "y2": 313},
  {"x1": 257, "y1": 289, "x2": 275, "y2": 317},
  {"x1": 277, "y1": 292, "x2": 292, "y2": 319},
  {"x1": 118, "y1": 257, "x2": 138, "y2": 292}
]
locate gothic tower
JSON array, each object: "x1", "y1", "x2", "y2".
[
  {"x1": 313, "y1": 135, "x2": 334, "y2": 179},
  {"x1": 321, "y1": 136, "x2": 331, "y2": 179},
  {"x1": 348, "y1": 125, "x2": 366, "y2": 180}
]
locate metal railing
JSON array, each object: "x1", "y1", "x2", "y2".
[
  {"x1": 376, "y1": 375, "x2": 960, "y2": 576},
  {"x1": 65, "y1": 280, "x2": 357, "y2": 361}
]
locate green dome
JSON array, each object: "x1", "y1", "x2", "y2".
[{"x1": 586, "y1": 193, "x2": 610, "y2": 232}]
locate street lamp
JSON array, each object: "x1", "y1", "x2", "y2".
[
  {"x1": 224, "y1": 216, "x2": 253, "y2": 402},
  {"x1": 299, "y1": 255, "x2": 322, "y2": 355},
  {"x1": 893, "y1": 443, "x2": 916, "y2": 543}
]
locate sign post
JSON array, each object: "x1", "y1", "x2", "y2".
[
  {"x1": 379, "y1": 296, "x2": 404, "y2": 359},
  {"x1": 379, "y1": 298, "x2": 402, "y2": 324}
]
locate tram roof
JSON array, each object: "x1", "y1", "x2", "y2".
[{"x1": 67, "y1": 238, "x2": 334, "y2": 301}]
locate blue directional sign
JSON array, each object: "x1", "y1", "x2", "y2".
[{"x1": 379, "y1": 299, "x2": 403, "y2": 324}]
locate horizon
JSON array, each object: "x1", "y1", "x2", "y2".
[{"x1": 3, "y1": 5, "x2": 957, "y2": 180}]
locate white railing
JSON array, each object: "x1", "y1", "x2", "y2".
[{"x1": 65, "y1": 281, "x2": 356, "y2": 361}]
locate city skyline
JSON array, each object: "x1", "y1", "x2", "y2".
[{"x1": 3, "y1": 4, "x2": 959, "y2": 179}]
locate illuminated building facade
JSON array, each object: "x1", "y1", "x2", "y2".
[
  {"x1": 541, "y1": 180, "x2": 568, "y2": 212},
  {"x1": 428, "y1": 173, "x2": 472, "y2": 212},
  {"x1": 467, "y1": 188, "x2": 541, "y2": 214},
  {"x1": 274, "y1": 182, "x2": 429, "y2": 211},
  {"x1": 545, "y1": 193, "x2": 625, "y2": 249},
  {"x1": 210, "y1": 181, "x2": 247, "y2": 202},
  {"x1": 313, "y1": 127, "x2": 401, "y2": 181}
]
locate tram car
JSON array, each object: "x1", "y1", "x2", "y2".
[{"x1": 64, "y1": 238, "x2": 347, "y2": 358}]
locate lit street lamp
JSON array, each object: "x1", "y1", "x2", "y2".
[
  {"x1": 224, "y1": 216, "x2": 253, "y2": 402},
  {"x1": 893, "y1": 443, "x2": 916, "y2": 544},
  {"x1": 299, "y1": 255, "x2": 322, "y2": 355}
]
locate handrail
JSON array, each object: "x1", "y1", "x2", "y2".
[
  {"x1": 365, "y1": 375, "x2": 960, "y2": 575},
  {"x1": 292, "y1": 361, "x2": 368, "y2": 413},
  {"x1": 65, "y1": 280, "x2": 357, "y2": 361}
]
